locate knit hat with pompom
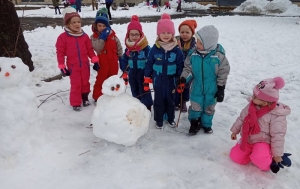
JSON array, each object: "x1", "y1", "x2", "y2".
[
  {"x1": 157, "y1": 13, "x2": 175, "y2": 36},
  {"x1": 253, "y1": 77, "x2": 285, "y2": 102},
  {"x1": 127, "y1": 15, "x2": 143, "y2": 37},
  {"x1": 62, "y1": 7, "x2": 80, "y2": 25}
]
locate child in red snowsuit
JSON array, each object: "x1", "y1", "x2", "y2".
[
  {"x1": 90, "y1": 8, "x2": 123, "y2": 102},
  {"x1": 56, "y1": 7, "x2": 98, "y2": 111}
]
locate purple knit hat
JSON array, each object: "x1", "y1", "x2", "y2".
[
  {"x1": 253, "y1": 77, "x2": 285, "y2": 102},
  {"x1": 157, "y1": 13, "x2": 175, "y2": 36}
]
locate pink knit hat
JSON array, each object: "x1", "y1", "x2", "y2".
[
  {"x1": 253, "y1": 77, "x2": 285, "y2": 102},
  {"x1": 157, "y1": 13, "x2": 175, "y2": 36},
  {"x1": 127, "y1": 15, "x2": 143, "y2": 36},
  {"x1": 63, "y1": 7, "x2": 80, "y2": 25}
]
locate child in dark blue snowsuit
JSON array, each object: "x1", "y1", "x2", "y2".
[
  {"x1": 119, "y1": 15, "x2": 153, "y2": 111},
  {"x1": 144, "y1": 14, "x2": 184, "y2": 129}
]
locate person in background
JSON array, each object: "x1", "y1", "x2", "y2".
[
  {"x1": 229, "y1": 77, "x2": 291, "y2": 173},
  {"x1": 144, "y1": 13, "x2": 184, "y2": 129},
  {"x1": 119, "y1": 15, "x2": 153, "y2": 111},
  {"x1": 105, "y1": 0, "x2": 113, "y2": 20},
  {"x1": 52, "y1": 0, "x2": 61, "y2": 14},
  {"x1": 164, "y1": 1, "x2": 171, "y2": 9},
  {"x1": 56, "y1": 7, "x2": 99, "y2": 111},
  {"x1": 174, "y1": 20, "x2": 197, "y2": 112},
  {"x1": 90, "y1": 8, "x2": 123, "y2": 102},
  {"x1": 69, "y1": 0, "x2": 76, "y2": 9},
  {"x1": 179, "y1": 25, "x2": 230, "y2": 135},
  {"x1": 75, "y1": 0, "x2": 82, "y2": 12},
  {"x1": 176, "y1": 0, "x2": 182, "y2": 12}
]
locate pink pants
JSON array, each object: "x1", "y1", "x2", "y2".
[{"x1": 230, "y1": 141, "x2": 272, "y2": 171}]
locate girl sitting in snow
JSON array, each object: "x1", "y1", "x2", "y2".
[
  {"x1": 144, "y1": 13, "x2": 184, "y2": 129},
  {"x1": 90, "y1": 8, "x2": 123, "y2": 102},
  {"x1": 230, "y1": 77, "x2": 291, "y2": 172},
  {"x1": 55, "y1": 7, "x2": 98, "y2": 111},
  {"x1": 174, "y1": 19, "x2": 197, "y2": 113},
  {"x1": 119, "y1": 15, "x2": 153, "y2": 111}
]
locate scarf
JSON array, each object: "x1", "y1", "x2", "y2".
[
  {"x1": 156, "y1": 37, "x2": 178, "y2": 51},
  {"x1": 64, "y1": 27, "x2": 84, "y2": 37},
  {"x1": 240, "y1": 101, "x2": 276, "y2": 151},
  {"x1": 125, "y1": 34, "x2": 149, "y2": 56}
]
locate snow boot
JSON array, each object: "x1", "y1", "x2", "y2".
[
  {"x1": 168, "y1": 121, "x2": 176, "y2": 128},
  {"x1": 73, "y1": 106, "x2": 82, "y2": 111},
  {"x1": 82, "y1": 93, "x2": 90, "y2": 107},
  {"x1": 188, "y1": 119, "x2": 199, "y2": 135},
  {"x1": 203, "y1": 127, "x2": 213, "y2": 134},
  {"x1": 195, "y1": 117, "x2": 202, "y2": 133}
]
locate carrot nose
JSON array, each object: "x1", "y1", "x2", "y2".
[
  {"x1": 5, "y1": 72, "x2": 10, "y2": 77},
  {"x1": 115, "y1": 87, "x2": 119, "y2": 91}
]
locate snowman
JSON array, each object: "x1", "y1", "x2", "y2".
[
  {"x1": 0, "y1": 57, "x2": 43, "y2": 165},
  {"x1": 91, "y1": 75, "x2": 151, "y2": 146}
]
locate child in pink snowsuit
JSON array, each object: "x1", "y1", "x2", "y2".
[
  {"x1": 229, "y1": 77, "x2": 291, "y2": 171},
  {"x1": 56, "y1": 7, "x2": 98, "y2": 111}
]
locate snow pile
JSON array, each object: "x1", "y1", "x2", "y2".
[
  {"x1": 91, "y1": 75, "x2": 150, "y2": 146},
  {"x1": 181, "y1": 2, "x2": 212, "y2": 10},
  {"x1": 0, "y1": 57, "x2": 43, "y2": 167},
  {"x1": 234, "y1": 0, "x2": 269, "y2": 14},
  {"x1": 234, "y1": 0, "x2": 300, "y2": 15}
]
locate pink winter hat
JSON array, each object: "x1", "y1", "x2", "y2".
[
  {"x1": 62, "y1": 7, "x2": 80, "y2": 25},
  {"x1": 157, "y1": 13, "x2": 175, "y2": 36},
  {"x1": 253, "y1": 77, "x2": 285, "y2": 102},
  {"x1": 127, "y1": 15, "x2": 143, "y2": 37}
]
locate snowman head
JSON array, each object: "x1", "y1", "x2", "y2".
[
  {"x1": 0, "y1": 57, "x2": 31, "y2": 89},
  {"x1": 102, "y1": 75, "x2": 126, "y2": 96}
]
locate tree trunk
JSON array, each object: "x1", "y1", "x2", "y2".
[{"x1": 0, "y1": 0, "x2": 34, "y2": 71}]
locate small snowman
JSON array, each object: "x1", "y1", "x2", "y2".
[
  {"x1": 91, "y1": 75, "x2": 151, "y2": 146},
  {"x1": 0, "y1": 57, "x2": 43, "y2": 165}
]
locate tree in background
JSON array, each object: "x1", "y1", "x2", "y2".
[{"x1": 0, "y1": 0, "x2": 34, "y2": 71}]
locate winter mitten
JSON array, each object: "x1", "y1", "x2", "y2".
[
  {"x1": 91, "y1": 56, "x2": 99, "y2": 63},
  {"x1": 60, "y1": 68, "x2": 70, "y2": 76},
  {"x1": 93, "y1": 63, "x2": 100, "y2": 71},
  {"x1": 214, "y1": 85, "x2": 225, "y2": 102},
  {"x1": 144, "y1": 77, "x2": 152, "y2": 91},
  {"x1": 99, "y1": 27, "x2": 111, "y2": 40},
  {"x1": 176, "y1": 77, "x2": 186, "y2": 93},
  {"x1": 122, "y1": 72, "x2": 129, "y2": 85},
  {"x1": 270, "y1": 153, "x2": 292, "y2": 173}
]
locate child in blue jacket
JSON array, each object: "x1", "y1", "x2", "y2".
[
  {"x1": 119, "y1": 15, "x2": 153, "y2": 111},
  {"x1": 179, "y1": 25, "x2": 230, "y2": 135},
  {"x1": 144, "y1": 13, "x2": 184, "y2": 129}
]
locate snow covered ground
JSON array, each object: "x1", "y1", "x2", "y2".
[{"x1": 1, "y1": 2, "x2": 300, "y2": 189}]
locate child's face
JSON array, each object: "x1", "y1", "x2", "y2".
[
  {"x1": 67, "y1": 17, "x2": 81, "y2": 32},
  {"x1": 159, "y1": 32, "x2": 173, "y2": 43},
  {"x1": 196, "y1": 38, "x2": 204, "y2": 51},
  {"x1": 179, "y1": 25, "x2": 192, "y2": 42},
  {"x1": 252, "y1": 95, "x2": 269, "y2": 107},
  {"x1": 128, "y1": 29, "x2": 141, "y2": 42},
  {"x1": 96, "y1": 23, "x2": 107, "y2": 33}
]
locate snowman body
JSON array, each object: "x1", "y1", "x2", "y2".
[
  {"x1": 0, "y1": 58, "x2": 43, "y2": 162},
  {"x1": 91, "y1": 75, "x2": 150, "y2": 146}
]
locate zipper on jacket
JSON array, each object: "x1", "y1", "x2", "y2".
[{"x1": 75, "y1": 37, "x2": 82, "y2": 67}]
